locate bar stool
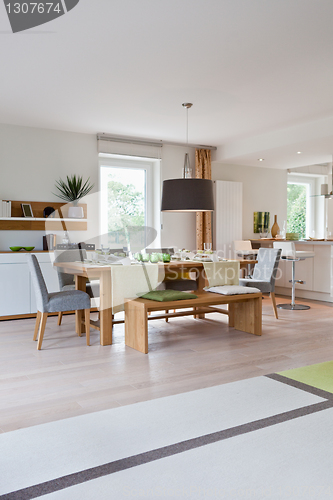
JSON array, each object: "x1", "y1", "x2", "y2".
[{"x1": 273, "y1": 241, "x2": 315, "y2": 310}]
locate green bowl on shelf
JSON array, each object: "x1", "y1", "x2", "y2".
[
  {"x1": 24, "y1": 247, "x2": 35, "y2": 251},
  {"x1": 10, "y1": 246, "x2": 23, "y2": 252}
]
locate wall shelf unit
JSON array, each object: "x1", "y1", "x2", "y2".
[{"x1": 0, "y1": 201, "x2": 87, "y2": 231}]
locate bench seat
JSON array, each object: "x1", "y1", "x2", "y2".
[{"x1": 124, "y1": 291, "x2": 262, "y2": 353}]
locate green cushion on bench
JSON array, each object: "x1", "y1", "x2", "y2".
[{"x1": 139, "y1": 290, "x2": 198, "y2": 302}]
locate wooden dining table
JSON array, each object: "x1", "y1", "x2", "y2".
[{"x1": 53, "y1": 259, "x2": 256, "y2": 346}]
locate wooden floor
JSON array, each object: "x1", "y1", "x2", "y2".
[{"x1": 1, "y1": 295, "x2": 333, "y2": 433}]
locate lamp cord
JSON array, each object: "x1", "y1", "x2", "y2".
[{"x1": 186, "y1": 106, "x2": 188, "y2": 144}]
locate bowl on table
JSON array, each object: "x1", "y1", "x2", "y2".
[
  {"x1": 162, "y1": 253, "x2": 171, "y2": 262},
  {"x1": 24, "y1": 247, "x2": 35, "y2": 251},
  {"x1": 286, "y1": 233, "x2": 299, "y2": 241},
  {"x1": 10, "y1": 246, "x2": 23, "y2": 252}
]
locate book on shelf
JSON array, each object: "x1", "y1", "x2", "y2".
[{"x1": 1, "y1": 201, "x2": 11, "y2": 217}]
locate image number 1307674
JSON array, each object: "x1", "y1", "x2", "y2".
[
  {"x1": 4, "y1": 0, "x2": 79, "y2": 33},
  {"x1": 5, "y1": 2, "x2": 62, "y2": 14}
]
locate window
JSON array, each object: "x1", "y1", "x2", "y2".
[
  {"x1": 99, "y1": 155, "x2": 161, "y2": 249},
  {"x1": 287, "y1": 182, "x2": 308, "y2": 239},
  {"x1": 287, "y1": 172, "x2": 328, "y2": 239}
]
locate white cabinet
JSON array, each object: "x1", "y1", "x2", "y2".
[
  {"x1": 295, "y1": 244, "x2": 314, "y2": 291},
  {"x1": 0, "y1": 262, "x2": 30, "y2": 316},
  {"x1": 275, "y1": 242, "x2": 333, "y2": 300},
  {"x1": 313, "y1": 245, "x2": 331, "y2": 293},
  {"x1": 0, "y1": 253, "x2": 60, "y2": 317}
]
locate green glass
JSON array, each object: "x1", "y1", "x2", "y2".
[
  {"x1": 134, "y1": 252, "x2": 142, "y2": 261},
  {"x1": 141, "y1": 253, "x2": 150, "y2": 262},
  {"x1": 150, "y1": 253, "x2": 159, "y2": 263},
  {"x1": 162, "y1": 253, "x2": 171, "y2": 262},
  {"x1": 157, "y1": 253, "x2": 163, "y2": 262}
]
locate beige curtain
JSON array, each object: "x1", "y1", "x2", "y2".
[{"x1": 195, "y1": 149, "x2": 212, "y2": 250}]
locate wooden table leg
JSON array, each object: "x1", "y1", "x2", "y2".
[
  {"x1": 99, "y1": 270, "x2": 113, "y2": 346},
  {"x1": 125, "y1": 301, "x2": 148, "y2": 353},
  {"x1": 228, "y1": 303, "x2": 235, "y2": 327},
  {"x1": 75, "y1": 275, "x2": 86, "y2": 336},
  {"x1": 195, "y1": 265, "x2": 207, "y2": 319}
]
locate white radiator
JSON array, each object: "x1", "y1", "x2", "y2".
[{"x1": 214, "y1": 180, "x2": 243, "y2": 259}]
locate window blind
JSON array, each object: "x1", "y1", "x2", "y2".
[{"x1": 97, "y1": 135, "x2": 162, "y2": 159}]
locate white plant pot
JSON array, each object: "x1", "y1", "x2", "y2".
[{"x1": 68, "y1": 206, "x2": 84, "y2": 219}]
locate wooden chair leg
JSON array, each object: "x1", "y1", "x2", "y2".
[
  {"x1": 33, "y1": 311, "x2": 41, "y2": 341},
  {"x1": 85, "y1": 309, "x2": 90, "y2": 346},
  {"x1": 165, "y1": 309, "x2": 169, "y2": 322},
  {"x1": 270, "y1": 292, "x2": 278, "y2": 319},
  {"x1": 37, "y1": 313, "x2": 48, "y2": 350},
  {"x1": 57, "y1": 312, "x2": 63, "y2": 326}
]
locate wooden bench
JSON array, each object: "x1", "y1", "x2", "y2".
[{"x1": 124, "y1": 291, "x2": 262, "y2": 353}]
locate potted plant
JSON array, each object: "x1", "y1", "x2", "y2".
[{"x1": 54, "y1": 175, "x2": 94, "y2": 218}]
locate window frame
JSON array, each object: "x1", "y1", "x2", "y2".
[
  {"x1": 287, "y1": 172, "x2": 327, "y2": 239},
  {"x1": 98, "y1": 154, "x2": 161, "y2": 248}
]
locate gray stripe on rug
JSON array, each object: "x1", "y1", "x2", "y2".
[
  {"x1": 1, "y1": 399, "x2": 332, "y2": 500},
  {"x1": 266, "y1": 372, "x2": 333, "y2": 401}
]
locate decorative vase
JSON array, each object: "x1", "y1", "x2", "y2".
[
  {"x1": 68, "y1": 202, "x2": 84, "y2": 219},
  {"x1": 271, "y1": 215, "x2": 280, "y2": 238}
]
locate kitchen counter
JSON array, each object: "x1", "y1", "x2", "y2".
[
  {"x1": 251, "y1": 239, "x2": 333, "y2": 245},
  {"x1": 251, "y1": 239, "x2": 333, "y2": 302}
]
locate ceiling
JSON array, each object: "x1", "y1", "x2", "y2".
[{"x1": 2, "y1": 0, "x2": 333, "y2": 169}]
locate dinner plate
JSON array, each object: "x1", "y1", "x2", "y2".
[{"x1": 193, "y1": 257, "x2": 213, "y2": 262}]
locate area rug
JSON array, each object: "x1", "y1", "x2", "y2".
[{"x1": 1, "y1": 363, "x2": 333, "y2": 499}]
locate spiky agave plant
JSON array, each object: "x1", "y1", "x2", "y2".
[{"x1": 54, "y1": 175, "x2": 94, "y2": 205}]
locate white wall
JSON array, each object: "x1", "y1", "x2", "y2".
[
  {"x1": 0, "y1": 123, "x2": 288, "y2": 252},
  {"x1": 212, "y1": 162, "x2": 287, "y2": 239},
  {"x1": 0, "y1": 123, "x2": 198, "y2": 251},
  {"x1": 0, "y1": 123, "x2": 98, "y2": 250}
]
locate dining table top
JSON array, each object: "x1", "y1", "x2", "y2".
[
  {"x1": 53, "y1": 258, "x2": 257, "y2": 346},
  {"x1": 53, "y1": 258, "x2": 256, "y2": 275}
]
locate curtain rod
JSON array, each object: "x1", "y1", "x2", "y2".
[{"x1": 97, "y1": 134, "x2": 217, "y2": 151}]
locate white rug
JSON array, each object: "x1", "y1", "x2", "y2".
[{"x1": 0, "y1": 375, "x2": 330, "y2": 499}]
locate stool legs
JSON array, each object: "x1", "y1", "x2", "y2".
[{"x1": 278, "y1": 260, "x2": 310, "y2": 310}]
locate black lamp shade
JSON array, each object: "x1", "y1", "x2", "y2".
[{"x1": 161, "y1": 178, "x2": 214, "y2": 212}]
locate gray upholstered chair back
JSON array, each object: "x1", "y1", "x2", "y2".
[
  {"x1": 27, "y1": 254, "x2": 49, "y2": 312},
  {"x1": 54, "y1": 249, "x2": 87, "y2": 289},
  {"x1": 252, "y1": 248, "x2": 281, "y2": 291}
]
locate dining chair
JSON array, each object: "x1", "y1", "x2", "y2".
[
  {"x1": 239, "y1": 248, "x2": 281, "y2": 318},
  {"x1": 145, "y1": 247, "x2": 197, "y2": 322},
  {"x1": 54, "y1": 249, "x2": 100, "y2": 325},
  {"x1": 27, "y1": 254, "x2": 91, "y2": 350},
  {"x1": 273, "y1": 241, "x2": 315, "y2": 310},
  {"x1": 145, "y1": 248, "x2": 198, "y2": 291},
  {"x1": 233, "y1": 240, "x2": 258, "y2": 277},
  {"x1": 233, "y1": 240, "x2": 258, "y2": 258}
]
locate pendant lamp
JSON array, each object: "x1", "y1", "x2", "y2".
[{"x1": 161, "y1": 103, "x2": 214, "y2": 212}]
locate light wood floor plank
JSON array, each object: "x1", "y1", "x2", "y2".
[{"x1": 1, "y1": 295, "x2": 333, "y2": 432}]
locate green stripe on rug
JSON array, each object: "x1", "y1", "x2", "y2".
[{"x1": 279, "y1": 361, "x2": 333, "y2": 394}]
